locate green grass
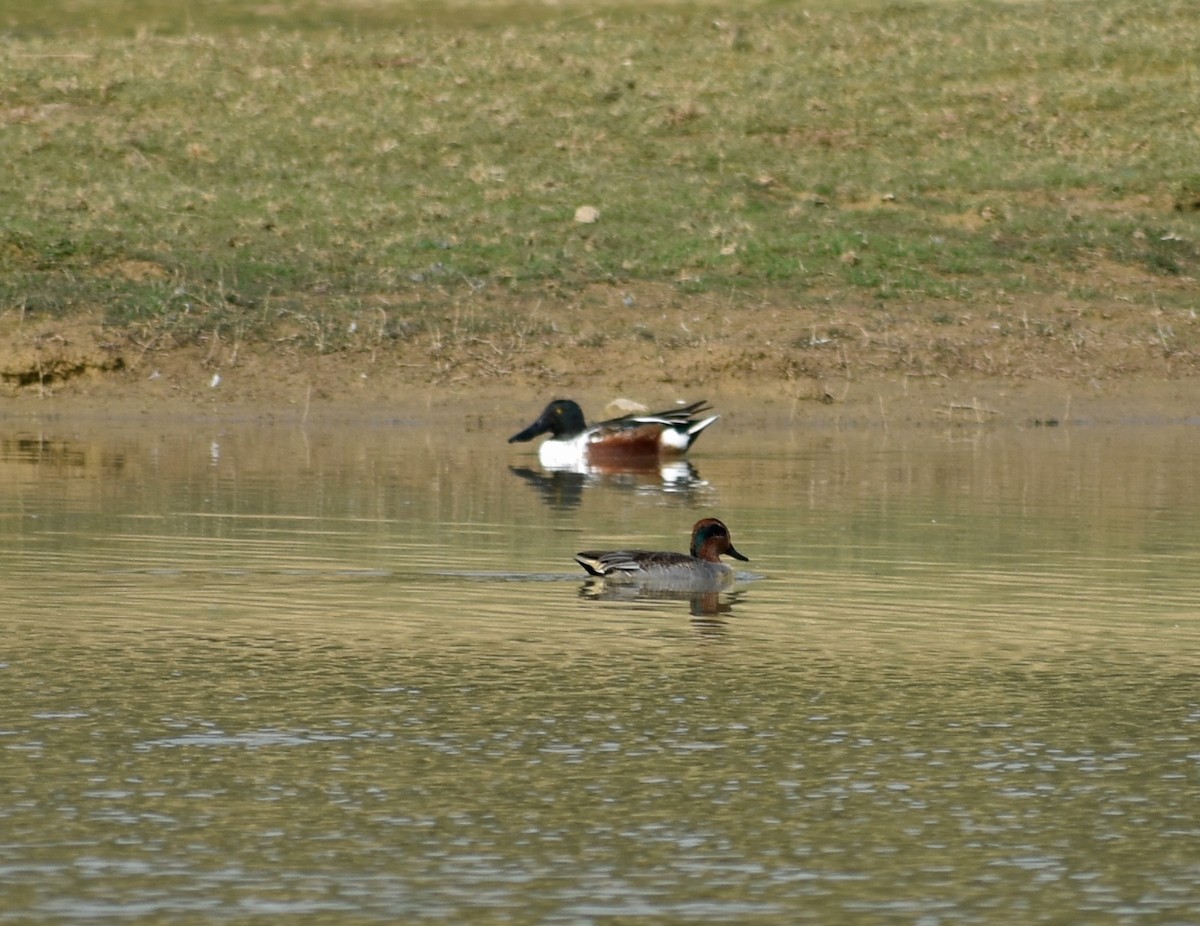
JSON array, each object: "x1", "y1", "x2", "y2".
[{"x1": 1, "y1": 0, "x2": 1198, "y2": 349}]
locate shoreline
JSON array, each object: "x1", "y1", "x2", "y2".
[
  {"x1": 2, "y1": 305, "x2": 1196, "y2": 430},
  {"x1": 3, "y1": 366, "x2": 1195, "y2": 432}
]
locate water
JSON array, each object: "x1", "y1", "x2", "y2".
[{"x1": 2, "y1": 407, "x2": 1199, "y2": 923}]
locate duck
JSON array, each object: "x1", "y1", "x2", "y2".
[
  {"x1": 574, "y1": 517, "x2": 749, "y2": 588},
  {"x1": 508, "y1": 398, "x2": 718, "y2": 469}
]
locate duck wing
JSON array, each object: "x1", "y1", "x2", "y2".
[{"x1": 574, "y1": 550, "x2": 692, "y2": 577}]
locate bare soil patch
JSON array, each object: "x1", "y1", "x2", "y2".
[{"x1": 1, "y1": 289, "x2": 1196, "y2": 428}]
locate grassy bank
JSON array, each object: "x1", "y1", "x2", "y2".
[{"x1": 1, "y1": 0, "x2": 1198, "y2": 391}]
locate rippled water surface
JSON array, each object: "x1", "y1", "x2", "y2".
[{"x1": 3, "y1": 407, "x2": 1199, "y2": 923}]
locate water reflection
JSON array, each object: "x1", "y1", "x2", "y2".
[
  {"x1": 579, "y1": 578, "x2": 744, "y2": 620},
  {"x1": 2, "y1": 411, "x2": 1200, "y2": 923},
  {"x1": 509, "y1": 458, "x2": 709, "y2": 510}
]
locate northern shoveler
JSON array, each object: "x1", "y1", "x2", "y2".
[
  {"x1": 508, "y1": 398, "x2": 718, "y2": 469},
  {"x1": 574, "y1": 517, "x2": 749, "y2": 588}
]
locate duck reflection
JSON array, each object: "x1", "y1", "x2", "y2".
[
  {"x1": 578, "y1": 579, "x2": 742, "y2": 619},
  {"x1": 509, "y1": 459, "x2": 707, "y2": 510}
]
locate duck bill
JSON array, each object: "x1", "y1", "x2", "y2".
[
  {"x1": 508, "y1": 416, "x2": 550, "y2": 444},
  {"x1": 727, "y1": 544, "x2": 750, "y2": 562}
]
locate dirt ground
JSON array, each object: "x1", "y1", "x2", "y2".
[{"x1": 1, "y1": 288, "x2": 1196, "y2": 428}]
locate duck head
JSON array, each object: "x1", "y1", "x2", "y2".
[
  {"x1": 508, "y1": 399, "x2": 587, "y2": 443},
  {"x1": 690, "y1": 518, "x2": 750, "y2": 563}
]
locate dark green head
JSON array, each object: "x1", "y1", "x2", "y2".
[{"x1": 508, "y1": 399, "x2": 588, "y2": 443}]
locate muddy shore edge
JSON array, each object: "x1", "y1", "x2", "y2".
[{"x1": 1, "y1": 309, "x2": 1196, "y2": 430}]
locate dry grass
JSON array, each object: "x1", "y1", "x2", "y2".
[{"x1": 1, "y1": 0, "x2": 1198, "y2": 390}]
